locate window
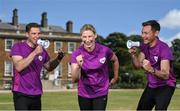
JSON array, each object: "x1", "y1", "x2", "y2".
[
  {"x1": 68, "y1": 63, "x2": 72, "y2": 77},
  {"x1": 5, "y1": 39, "x2": 14, "y2": 51},
  {"x1": 4, "y1": 61, "x2": 13, "y2": 76},
  {"x1": 54, "y1": 64, "x2": 62, "y2": 78},
  {"x1": 40, "y1": 67, "x2": 47, "y2": 79},
  {"x1": 54, "y1": 41, "x2": 62, "y2": 53},
  {"x1": 68, "y1": 42, "x2": 76, "y2": 54}
]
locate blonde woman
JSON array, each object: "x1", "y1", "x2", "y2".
[{"x1": 70, "y1": 24, "x2": 119, "y2": 110}]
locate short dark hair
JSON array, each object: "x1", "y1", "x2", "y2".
[
  {"x1": 26, "y1": 22, "x2": 40, "y2": 32},
  {"x1": 142, "y1": 20, "x2": 160, "y2": 32}
]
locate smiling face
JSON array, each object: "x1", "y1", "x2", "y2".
[
  {"x1": 81, "y1": 30, "x2": 97, "y2": 50},
  {"x1": 80, "y1": 24, "x2": 97, "y2": 52},
  {"x1": 141, "y1": 25, "x2": 159, "y2": 47},
  {"x1": 26, "y1": 27, "x2": 41, "y2": 48}
]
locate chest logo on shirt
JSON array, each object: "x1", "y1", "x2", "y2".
[
  {"x1": 99, "y1": 57, "x2": 106, "y2": 64},
  {"x1": 154, "y1": 56, "x2": 158, "y2": 62},
  {"x1": 38, "y1": 55, "x2": 43, "y2": 61}
]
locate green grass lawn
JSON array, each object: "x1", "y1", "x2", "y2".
[{"x1": 0, "y1": 89, "x2": 180, "y2": 110}]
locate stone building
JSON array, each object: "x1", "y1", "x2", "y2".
[{"x1": 0, "y1": 9, "x2": 81, "y2": 90}]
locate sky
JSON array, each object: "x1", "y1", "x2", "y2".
[{"x1": 0, "y1": 0, "x2": 180, "y2": 46}]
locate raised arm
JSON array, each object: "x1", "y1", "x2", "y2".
[
  {"x1": 71, "y1": 63, "x2": 81, "y2": 83},
  {"x1": 71, "y1": 54, "x2": 83, "y2": 83},
  {"x1": 12, "y1": 45, "x2": 43, "y2": 72},
  {"x1": 142, "y1": 59, "x2": 170, "y2": 80},
  {"x1": 44, "y1": 49, "x2": 65, "y2": 71},
  {"x1": 128, "y1": 47, "x2": 145, "y2": 69}
]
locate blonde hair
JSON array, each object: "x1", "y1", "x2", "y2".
[{"x1": 80, "y1": 24, "x2": 96, "y2": 35}]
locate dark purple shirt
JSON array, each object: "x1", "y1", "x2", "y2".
[
  {"x1": 10, "y1": 41, "x2": 50, "y2": 95},
  {"x1": 71, "y1": 43, "x2": 113, "y2": 98},
  {"x1": 140, "y1": 39, "x2": 176, "y2": 88}
]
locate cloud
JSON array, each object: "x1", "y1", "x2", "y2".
[
  {"x1": 170, "y1": 32, "x2": 180, "y2": 41},
  {"x1": 162, "y1": 32, "x2": 180, "y2": 46},
  {"x1": 127, "y1": 30, "x2": 138, "y2": 36},
  {"x1": 159, "y1": 9, "x2": 180, "y2": 29}
]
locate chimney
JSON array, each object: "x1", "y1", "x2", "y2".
[
  {"x1": 41, "y1": 12, "x2": 48, "y2": 28},
  {"x1": 66, "y1": 20, "x2": 73, "y2": 33},
  {"x1": 12, "y1": 8, "x2": 18, "y2": 26}
]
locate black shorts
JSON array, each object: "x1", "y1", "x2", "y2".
[
  {"x1": 78, "y1": 95, "x2": 108, "y2": 111},
  {"x1": 13, "y1": 91, "x2": 41, "y2": 111},
  {"x1": 137, "y1": 85, "x2": 175, "y2": 110}
]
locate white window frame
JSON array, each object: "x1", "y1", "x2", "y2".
[
  {"x1": 40, "y1": 67, "x2": 46, "y2": 79},
  {"x1": 54, "y1": 41, "x2": 62, "y2": 53},
  {"x1": 68, "y1": 42, "x2": 76, "y2": 54},
  {"x1": 5, "y1": 39, "x2": 14, "y2": 51},
  {"x1": 68, "y1": 63, "x2": 72, "y2": 77},
  {"x1": 54, "y1": 64, "x2": 62, "y2": 77},
  {"x1": 4, "y1": 61, "x2": 13, "y2": 76}
]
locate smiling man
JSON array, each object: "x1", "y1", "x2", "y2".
[
  {"x1": 128, "y1": 20, "x2": 176, "y2": 110},
  {"x1": 10, "y1": 22, "x2": 65, "y2": 110}
]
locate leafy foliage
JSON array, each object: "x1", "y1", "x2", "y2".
[
  {"x1": 100, "y1": 32, "x2": 180, "y2": 88},
  {"x1": 171, "y1": 39, "x2": 180, "y2": 80}
]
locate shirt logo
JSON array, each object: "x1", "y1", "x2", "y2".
[
  {"x1": 99, "y1": 57, "x2": 106, "y2": 64},
  {"x1": 38, "y1": 55, "x2": 43, "y2": 61},
  {"x1": 154, "y1": 56, "x2": 158, "y2": 62}
]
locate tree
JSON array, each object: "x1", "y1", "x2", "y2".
[
  {"x1": 104, "y1": 33, "x2": 146, "y2": 88},
  {"x1": 96, "y1": 35, "x2": 105, "y2": 44},
  {"x1": 171, "y1": 38, "x2": 180, "y2": 80},
  {"x1": 105, "y1": 32, "x2": 129, "y2": 65},
  {"x1": 98, "y1": 32, "x2": 180, "y2": 88}
]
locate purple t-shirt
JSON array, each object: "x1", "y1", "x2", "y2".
[
  {"x1": 140, "y1": 39, "x2": 176, "y2": 88},
  {"x1": 10, "y1": 41, "x2": 50, "y2": 95},
  {"x1": 71, "y1": 43, "x2": 113, "y2": 98}
]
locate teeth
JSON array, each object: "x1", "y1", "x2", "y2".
[{"x1": 86, "y1": 43, "x2": 91, "y2": 45}]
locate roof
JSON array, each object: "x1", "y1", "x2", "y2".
[{"x1": 0, "y1": 22, "x2": 66, "y2": 32}]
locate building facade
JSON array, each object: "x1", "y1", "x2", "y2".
[{"x1": 0, "y1": 9, "x2": 81, "y2": 89}]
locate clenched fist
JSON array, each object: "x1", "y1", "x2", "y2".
[{"x1": 76, "y1": 55, "x2": 83, "y2": 66}]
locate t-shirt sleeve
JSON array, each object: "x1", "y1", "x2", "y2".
[
  {"x1": 10, "y1": 43, "x2": 22, "y2": 57},
  {"x1": 106, "y1": 47, "x2": 113, "y2": 60},
  {"x1": 140, "y1": 42, "x2": 148, "y2": 54},
  {"x1": 70, "y1": 50, "x2": 80, "y2": 64},
  {"x1": 160, "y1": 45, "x2": 173, "y2": 61}
]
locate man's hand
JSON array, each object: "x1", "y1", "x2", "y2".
[
  {"x1": 128, "y1": 47, "x2": 138, "y2": 57},
  {"x1": 142, "y1": 59, "x2": 154, "y2": 73},
  {"x1": 56, "y1": 49, "x2": 65, "y2": 61},
  {"x1": 33, "y1": 45, "x2": 43, "y2": 55}
]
